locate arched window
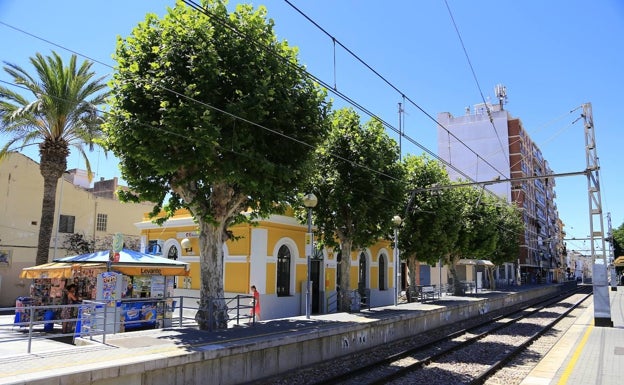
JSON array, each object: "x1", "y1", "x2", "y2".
[
  {"x1": 379, "y1": 253, "x2": 387, "y2": 290},
  {"x1": 277, "y1": 245, "x2": 291, "y2": 297},
  {"x1": 167, "y1": 245, "x2": 178, "y2": 260}
]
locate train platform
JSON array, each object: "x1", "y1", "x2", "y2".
[
  {"x1": 521, "y1": 285, "x2": 624, "y2": 385},
  {"x1": 0, "y1": 283, "x2": 618, "y2": 385}
]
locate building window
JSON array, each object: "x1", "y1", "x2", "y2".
[
  {"x1": 96, "y1": 213, "x2": 108, "y2": 232},
  {"x1": 276, "y1": 245, "x2": 291, "y2": 297},
  {"x1": 379, "y1": 254, "x2": 387, "y2": 290},
  {"x1": 167, "y1": 245, "x2": 178, "y2": 260},
  {"x1": 58, "y1": 215, "x2": 75, "y2": 233}
]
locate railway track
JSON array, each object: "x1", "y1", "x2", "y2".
[{"x1": 314, "y1": 286, "x2": 591, "y2": 385}]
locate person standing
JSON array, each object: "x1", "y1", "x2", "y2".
[
  {"x1": 250, "y1": 285, "x2": 260, "y2": 321},
  {"x1": 61, "y1": 283, "x2": 80, "y2": 333}
]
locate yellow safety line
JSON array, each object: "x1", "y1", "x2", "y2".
[{"x1": 557, "y1": 324, "x2": 594, "y2": 385}]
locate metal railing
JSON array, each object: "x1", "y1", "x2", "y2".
[{"x1": 1, "y1": 294, "x2": 256, "y2": 354}]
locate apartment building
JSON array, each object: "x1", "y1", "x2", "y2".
[{"x1": 437, "y1": 100, "x2": 565, "y2": 284}]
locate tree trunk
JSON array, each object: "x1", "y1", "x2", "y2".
[
  {"x1": 448, "y1": 257, "x2": 462, "y2": 296},
  {"x1": 488, "y1": 268, "x2": 496, "y2": 290},
  {"x1": 338, "y1": 239, "x2": 353, "y2": 312},
  {"x1": 36, "y1": 142, "x2": 68, "y2": 266},
  {"x1": 194, "y1": 216, "x2": 228, "y2": 330}
]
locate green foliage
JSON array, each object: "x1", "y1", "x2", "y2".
[
  {"x1": 307, "y1": 108, "x2": 405, "y2": 250},
  {"x1": 63, "y1": 233, "x2": 95, "y2": 255},
  {"x1": 397, "y1": 154, "x2": 524, "y2": 286},
  {"x1": 489, "y1": 198, "x2": 524, "y2": 265},
  {"x1": 613, "y1": 222, "x2": 624, "y2": 258},
  {"x1": 104, "y1": 0, "x2": 329, "y2": 329},
  {"x1": 0, "y1": 51, "x2": 109, "y2": 172},
  {"x1": 305, "y1": 107, "x2": 403, "y2": 305},
  {"x1": 399, "y1": 154, "x2": 460, "y2": 266},
  {"x1": 105, "y1": 0, "x2": 329, "y2": 223},
  {"x1": 0, "y1": 51, "x2": 109, "y2": 266}
]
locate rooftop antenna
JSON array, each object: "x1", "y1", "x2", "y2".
[{"x1": 495, "y1": 84, "x2": 507, "y2": 110}]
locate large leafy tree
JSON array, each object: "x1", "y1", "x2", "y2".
[
  {"x1": 399, "y1": 155, "x2": 461, "y2": 292},
  {"x1": 487, "y1": 198, "x2": 524, "y2": 288},
  {"x1": 0, "y1": 51, "x2": 108, "y2": 266},
  {"x1": 489, "y1": 198, "x2": 524, "y2": 266},
  {"x1": 104, "y1": 0, "x2": 329, "y2": 329},
  {"x1": 307, "y1": 107, "x2": 404, "y2": 312},
  {"x1": 444, "y1": 185, "x2": 500, "y2": 294}
]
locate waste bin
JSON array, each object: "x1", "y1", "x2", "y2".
[{"x1": 43, "y1": 310, "x2": 55, "y2": 332}]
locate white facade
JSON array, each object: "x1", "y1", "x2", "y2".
[{"x1": 437, "y1": 103, "x2": 512, "y2": 200}]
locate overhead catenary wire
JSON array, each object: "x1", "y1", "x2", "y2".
[
  {"x1": 0, "y1": 5, "x2": 536, "y2": 243},
  {"x1": 280, "y1": 0, "x2": 510, "y2": 181},
  {"x1": 443, "y1": 0, "x2": 509, "y2": 168},
  {"x1": 179, "y1": 0, "x2": 485, "y2": 185},
  {"x1": 0, "y1": 8, "x2": 528, "y2": 247},
  {"x1": 1, "y1": 4, "x2": 499, "y2": 194}
]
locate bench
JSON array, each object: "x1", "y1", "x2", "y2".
[{"x1": 419, "y1": 286, "x2": 438, "y2": 302}]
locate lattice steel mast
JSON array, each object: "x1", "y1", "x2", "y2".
[{"x1": 583, "y1": 102, "x2": 612, "y2": 327}]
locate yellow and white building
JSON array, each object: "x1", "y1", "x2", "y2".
[{"x1": 135, "y1": 209, "x2": 399, "y2": 319}]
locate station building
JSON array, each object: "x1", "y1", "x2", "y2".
[{"x1": 134, "y1": 209, "x2": 405, "y2": 319}]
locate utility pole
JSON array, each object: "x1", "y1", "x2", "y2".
[{"x1": 583, "y1": 102, "x2": 612, "y2": 327}]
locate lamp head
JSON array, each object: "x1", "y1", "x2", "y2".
[
  {"x1": 303, "y1": 193, "x2": 318, "y2": 208},
  {"x1": 181, "y1": 238, "x2": 191, "y2": 250},
  {"x1": 392, "y1": 215, "x2": 402, "y2": 227}
]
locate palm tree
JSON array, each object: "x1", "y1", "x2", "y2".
[{"x1": 0, "y1": 51, "x2": 109, "y2": 265}]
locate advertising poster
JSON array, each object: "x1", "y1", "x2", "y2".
[
  {"x1": 97, "y1": 271, "x2": 122, "y2": 304},
  {"x1": 151, "y1": 275, "x2": 165, "y2": 297}
]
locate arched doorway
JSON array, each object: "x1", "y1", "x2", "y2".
[
  {"x1": 379, "y1": 253, "x2": 387, "y2": 290},
  {"x1": 358, "y1": 252, "x2": 367, "y2": 304},
  {"x1": 311, "y1": 259, "x2": 321, "y2": 314},
  {"x1": 276, "y1": 245, "x2": 291, "y2": 297}
]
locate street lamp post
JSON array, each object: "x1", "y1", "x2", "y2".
[
  {"x1": 392, "y1": 215, "x2": 402, "y2": 306},
  {"x1": 303, "y1": 193, "x2": 318, "y2": 319}
]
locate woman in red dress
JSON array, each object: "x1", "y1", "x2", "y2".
[{"x1": 250, "y1": 285, "x2": 260, "y2": 321}]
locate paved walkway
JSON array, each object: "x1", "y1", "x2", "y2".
[{"x1": 521, "y1": 286, "x2": 624, "y2": 385}]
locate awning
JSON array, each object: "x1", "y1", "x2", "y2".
[
  {"x1": 456, "y1": 259, "x2": 495, "y2": 267},
  {"x1": 20, "y1": 262, "x2": 107, "y2": 279},
  {"x1": 54, "y1": 248, "x2": 190, "y2": 277},
  {"x1": 614, "y1": 256, "x2": 624, "y2": 267}
]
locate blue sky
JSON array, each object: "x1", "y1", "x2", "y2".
[{"x1": 1, "y1": 0, "x2": 623, "y2": 256}]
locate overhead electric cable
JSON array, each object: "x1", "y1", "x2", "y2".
[
  {"x1": 280, "y1": 0, "x2": 510, "y2": 181},
  {"x1": 443, "y1": 0, "x2": 508, "y2": 166},
  {"x1": 1, "y1": 6, "x2": 528, "y2": 241}
]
